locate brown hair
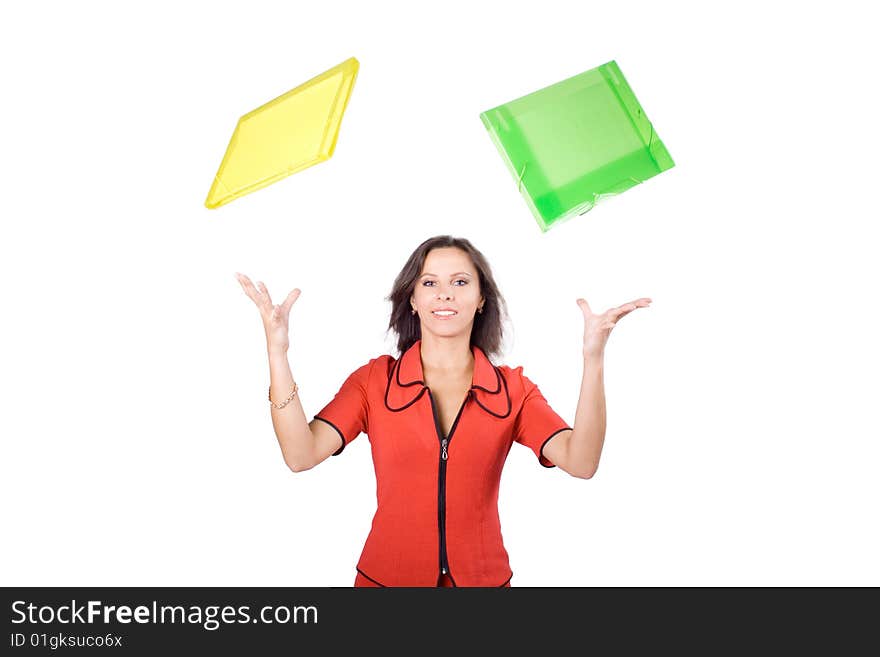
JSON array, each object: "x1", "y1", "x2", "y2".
[{"x1": 386, "y1": 236, "x2": 508, "y2": 359}]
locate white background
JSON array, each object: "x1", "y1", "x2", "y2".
[{"x1": 2, "y1": 1, "x2": 878, "y2": 587}]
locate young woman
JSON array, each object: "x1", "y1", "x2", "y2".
[{"x1": 236, "y1": 235, "x2": 650, "y2": 587}]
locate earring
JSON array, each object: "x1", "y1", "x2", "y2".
[
  {"x1": 411, "y1": 308, "x2": 416, "y2": 315},
  {"x1": 478, "y1": 306, "x2": 484, "y2": 314}
]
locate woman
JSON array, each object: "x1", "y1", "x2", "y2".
[{"x1": 236, "y1": 235, "x2": 650, "y2": 587}]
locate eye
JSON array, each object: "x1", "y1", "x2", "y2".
[
  {"x1": 421, "y1": 280, "x2": 436, "y2": 287},
  {"x1": 453, "y1": 279, "x2": 469, "y2": 286}
]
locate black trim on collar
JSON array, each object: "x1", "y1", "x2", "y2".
[
  {"x1": 384, "y1": 358, "x2": 430, "y2": 412},
  {"x1": 384, "y1": 341, "x2": 511, "y2": 417},
  {"x1": 471, "y1": 368, "x2": 511, "y2": 418},
  {"x1": 395, "y1": 347, "x2": 427, "y2": 387},
  {"x1": 471, "y1": 362, "x2": 502, "y2": 395}
]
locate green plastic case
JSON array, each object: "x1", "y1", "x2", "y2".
[{"x1": 480, "y1": 60, "x2": 674, "y2": 231}]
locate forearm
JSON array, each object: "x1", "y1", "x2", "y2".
[
  {"x1": 568, "y1": 351, "x2": 607, "y2": 478},
  {"x1": 267, "y1": 348, "x2": 317, "y2": 470}
]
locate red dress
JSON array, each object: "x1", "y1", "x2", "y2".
[{"x1": 314, "y1": 339, "x2": 570, "y2": 587}]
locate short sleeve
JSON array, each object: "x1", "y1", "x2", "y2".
[
  {"x1": 313, "y1": 360, "x2": 374, "y2": 456},
  {"x1": 513, "y1": 378, "x2": 571, "y2": 468}
]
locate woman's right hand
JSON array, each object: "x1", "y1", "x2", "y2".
[{"x1": 235, "y1": 272, "x2": 301, "y2": 354}]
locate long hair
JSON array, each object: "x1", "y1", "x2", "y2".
[{"x1": 386, "y1": 236, "x2": 508, "y2": 360}]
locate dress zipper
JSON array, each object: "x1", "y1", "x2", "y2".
[{"x1": 428, "y1": 389, "x2": 470, "y2": 582}]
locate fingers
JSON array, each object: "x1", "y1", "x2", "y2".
[
  {"x1": 255, "y1": 281, "x2": 272, "y2": 305},
  {"x1": 281, "y1": 288, "x2": 301, "y2": 315},
  {"x1": 236, "y1": 274, "x2": 302, "y2": 324},
  {"x1": 578, "y1": 297, "x2": 652, "y2": 321},
  {"x1": 576, "y1": 298, "x2": 592, "y2": 316},
  {"x1": 235, "y1": 272, "x2": 265, "y2": 307},
  {"x1": 609, "y1": 305, "x2": 635, "y2": 321},
  {"x1": 607, "y1": 297, "x2": 652, "y2": 322}
]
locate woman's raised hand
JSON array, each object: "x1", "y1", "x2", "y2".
[
  {"x1": 236, "y1": 273, "x2": 301, "y2": 354},
  {"x1": 577, "y1": 296, "x2": 652, "y2": 359}
]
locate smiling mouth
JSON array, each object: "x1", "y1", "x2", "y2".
[{"x1": 432, "y1": 310, "x2": 458, "y2": 317}]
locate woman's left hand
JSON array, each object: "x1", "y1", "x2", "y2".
[{"x1": 577, "y1": 297, "x2": 652, "y2": 358}]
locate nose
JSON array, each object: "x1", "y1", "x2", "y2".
[{"x1": 436, "y1": 289, "x2": 453, "y2": 301}]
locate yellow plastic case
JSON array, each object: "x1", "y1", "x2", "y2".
[{"x1": 205, "y1": 57, "x2": 359, "y2": 209}]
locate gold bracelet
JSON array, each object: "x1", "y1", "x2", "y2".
[{"x1": 269, "y1": 382, "x2": 299, "y2": 409}]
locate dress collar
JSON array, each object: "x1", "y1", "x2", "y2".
[{"x1": 384, "y1": 339, "x2": 511, "y2": 418}]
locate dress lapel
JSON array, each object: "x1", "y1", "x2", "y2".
[{"x1": 384, "y1": 340, "x2": 511, "y2": 418}]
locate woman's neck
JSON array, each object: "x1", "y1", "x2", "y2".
[{"x1": 419, "y1": 333, "x2": 474, "y2": 375}]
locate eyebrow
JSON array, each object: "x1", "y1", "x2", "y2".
[{"x1": 419, "y1": 272, "x2": 474, "y2": 278}]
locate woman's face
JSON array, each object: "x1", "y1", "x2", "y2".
[{"x1": 410, "y1": 247, "x2": 484, "y2": 340}]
